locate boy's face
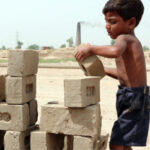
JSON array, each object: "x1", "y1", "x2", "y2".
[{"x1": 105, "y1": 11, "x2": 131, "y2": 39}]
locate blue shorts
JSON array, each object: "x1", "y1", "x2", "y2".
[{"x1": 110, "y1": 85, "x2": 150, "y2": 146}]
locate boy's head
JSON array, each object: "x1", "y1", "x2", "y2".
[
  {"x1": 103, "y1": 0, "x2": 144, "y2": 27},
  {"x1": 103, "y1": 0, "x2": 144, "y2": 39}
]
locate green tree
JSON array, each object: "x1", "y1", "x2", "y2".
[
  {"x1": 27, "y1": 44, "x2": 39, "y2": 50},
  {"x1": 111, "y1": 39, "x2": 115, "y2": 45},
  {"x1": 60, "y1": 44, "x2": 66, "y2": 48},
  {"x1": 143, "y1": 45, "x2": 150, "y2": 51},
  {"x1": 66, "y1": 37, "x2": 74, "y2": 47},
  {"x1": 1, "y1": 46, "x2": 6, "y2": 50},
  {"x1": 50, "y1": 46, "x2": 54, "y2": 49},
  {"x1": 16, "y1": 41, "x2": 23, "y2": 49}
]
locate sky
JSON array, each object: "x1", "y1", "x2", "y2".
[{"x1": 0, "y1": 0, "x2": 149, "y2": 49}]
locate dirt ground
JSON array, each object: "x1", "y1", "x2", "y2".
[{"x1": 1, "y1": 65, "x2": 150, "y2": 150}]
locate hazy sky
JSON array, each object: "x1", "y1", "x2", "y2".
[{"x1": 0, "y1": 0, "x2": 149, "y2": 49}]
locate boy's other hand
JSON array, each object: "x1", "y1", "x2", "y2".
[{"x1": 75, "y1": 43, "x2": 92, "y2": 62}]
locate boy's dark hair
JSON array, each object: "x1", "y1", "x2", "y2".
[{"x1": 103, "y1": 0, "x2": 144, "y2": 26}]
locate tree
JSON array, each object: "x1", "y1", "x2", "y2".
[
  {"x1": 66, "y1": 37, "x2": 74, "y2": 47},
  {"x1": 1, "y1": 46, "x2": 6, "y2": 50},
  {"x1": 60, "y1": 44, "x2": 66, "y2": 48},
  {"x1": 27, "y1": 44, "x2": 39, "y2": 50},
  {"x1": 111, "y1": 39, "x2": 115, "y2": 45},
  {"x1": 143, "y1": 45, "x2": 150, "y2": 51},
  {"x1": 16, "y1": 41, "x2": 23, "y2": 49}
]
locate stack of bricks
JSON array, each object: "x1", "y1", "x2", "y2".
[
  {"x1": 0, "y1": 50, "x2": 39, "y2": 150},
  {"x1": 31, "y1": 76, "x2": 108, "y2": 150}
]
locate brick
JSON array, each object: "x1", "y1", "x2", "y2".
[
  {"x1": 7, "y1": 50, "x2": 39, "y2": 77},
  {"x1": 73, "y1": 134, "x2": 109, "y2": 150},
  {"x1": 73, "y1": 136, "x2": 95, "y2": 150},
  {"x1": 31, "y1": 131, "x2": 65, "y2": 150},
  {"x1": 4, "y1": 125, "x2": 38, "y2": 150},
  {"x1": 0, "y1": 74, "x2": 7, "y2": 102},
  {"x1": 64, "y1": 118, "x2": 102, "y2": 150},
  {"x1": 0, "y1": 103, "x2": 29, "y2": 131},
  {"x1": 78, "y1": 55, "x2": 105, "y2": 78},
  {"x1": 6, "y1": 75, "x2": 36, "y2": 104},
  {"x1": 31, "y1": 132, "x2": 107, "y2": 150},
  {"x1": 64, "y1": 77, "x2": 100, "y2": 107},
  {"x1": 31, "y1": 131, "x2": 50, "y2": 150},
  {"x1": 40, "y1": 103, "x2": 101, "y2": 138},
  {"x1": 28, "y1": 100, "x2": 38, "y2": 126}
]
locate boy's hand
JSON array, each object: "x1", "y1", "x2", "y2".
[{"x1": 75, "y1": 43, "x2": 92, "y2": 62}]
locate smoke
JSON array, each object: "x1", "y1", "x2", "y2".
[{"x1": 79, "y1": 21, "x2": 102, "y2": 27}]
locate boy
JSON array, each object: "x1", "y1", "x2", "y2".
[{"x1": 75, "y1": 0, "x2": 150, "y2": 150}]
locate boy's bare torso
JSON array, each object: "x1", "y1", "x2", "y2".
[{"x1": 116, "y1": 34, "x2": 146, "y2": 87}]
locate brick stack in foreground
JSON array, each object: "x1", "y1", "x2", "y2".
[
  {"x1": 0, "y1": 50, "x2": 39, "y2": 150},
  {"x1": 31, "y1": 77, "x2": 108, "y2": 150}
]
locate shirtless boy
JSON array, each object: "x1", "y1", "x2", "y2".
[{"x1": 75, "y1": 0, "x2": 150, "y2": 150}]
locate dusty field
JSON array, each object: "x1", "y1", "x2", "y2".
[{"x1": 0, "y1": 66, "x2": 150, "y2": 150}]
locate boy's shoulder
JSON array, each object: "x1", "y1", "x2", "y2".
[
  {"x1": 117, "y1": 34, "x2": 135, "y2": 40},
  {"x1": 116, "y1": 34, "x2": 140, "y2": 44}
]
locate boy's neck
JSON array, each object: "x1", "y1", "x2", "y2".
[
  {"x1": 120, "y1": 31, "x2": 135, "y2": 37},
  {"x1": 130, "y1": 30, "x2": 135, "y2": 36}
]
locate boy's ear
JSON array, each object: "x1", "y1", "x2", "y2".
[{"x1": 128, "y1": 17, "x2": 136, "y2": 29}]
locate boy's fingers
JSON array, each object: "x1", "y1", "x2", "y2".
[
  {"x1": 74, "y1": 52, "x2": 77, "y2": 59},
  {"x1": 74, "y1": 51, "x2": 79, "y2": 59},
  {"x1": 77, "y1": 53, "x2": 84, "y2": 62},
  {"x1": 75, "y1": 51, "x2": 83, "y2": 60},
  {"x1": 77, "y1": 54, "x2": 82, "y2": 62},
  {"x1": 75, "y1": 52, "x2": 80, "y2": 60}
]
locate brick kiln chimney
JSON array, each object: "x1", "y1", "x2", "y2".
[{"x1": 76, "y1": 22, "x2": 81, "y2": 46}]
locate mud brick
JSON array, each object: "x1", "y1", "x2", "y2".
[
  {"x1": 0, "y1": 103, "x2": 29, "y2": 131},
  {"x1": 31, "y1": 131, "x2": 65, "y2": 150},
  {"x1": 28, "y1": 100, "x2": 38, "y2": 125},
  {"x1": 40, "y1": 103, "x2": 101, "y2": 138},
  {"x1": 64, "y1": 77, "x2": 100, "y2": 107},
  {"x1": 78, "y1": 55, "x2": 105, "y2": 78},
  {"x1": 4, "y1": 125, "x2": 38, "y2": 150},
  {"x1": 6, "y1": 75, "x2": 36, "y2": 104},
  {"x1": 7, "y1": 50, "x2": 39, "y2": 77},
  {"x1": 73, "y1": 134, "x2": 109, "y2": 150},
  {"x1": 0, "y1": 74, "x2": 7, "y2": 102},
  {"x1": 63, "y1": 118, "x2": 102, "y2": 150},
  {"x1": 31, "y1": 131, "x2": 50, "y2": 150},
  {"x1": 73, "y1": 136, "x2": 95, "y2": 150}
]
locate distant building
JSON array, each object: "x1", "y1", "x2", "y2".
[{"x1": 42, "y1": 46, "x2": 52, "y2": 50}]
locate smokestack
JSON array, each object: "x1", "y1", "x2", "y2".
[{"x1": 76, "y1": 22, "x2": 81, "y2": 46}]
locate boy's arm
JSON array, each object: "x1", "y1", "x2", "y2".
[
  {"x1": 104, "y1": 67, "x2": 118, "y2": 79},
  {"x1": 75, "y1": 35, "x2": 127, "y2": 62}
]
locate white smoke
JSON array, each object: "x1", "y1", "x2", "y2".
[{"x1": 79, "y1": 21, "x2": 102, "y2": 27}]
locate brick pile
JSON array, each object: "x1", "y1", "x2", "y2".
[
  {"x1": 31, "y1": 55, "x2": 108, "y2": 150},
  {"x1": 0, "y1": 50, "x2": 39, "y2": 150}
]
